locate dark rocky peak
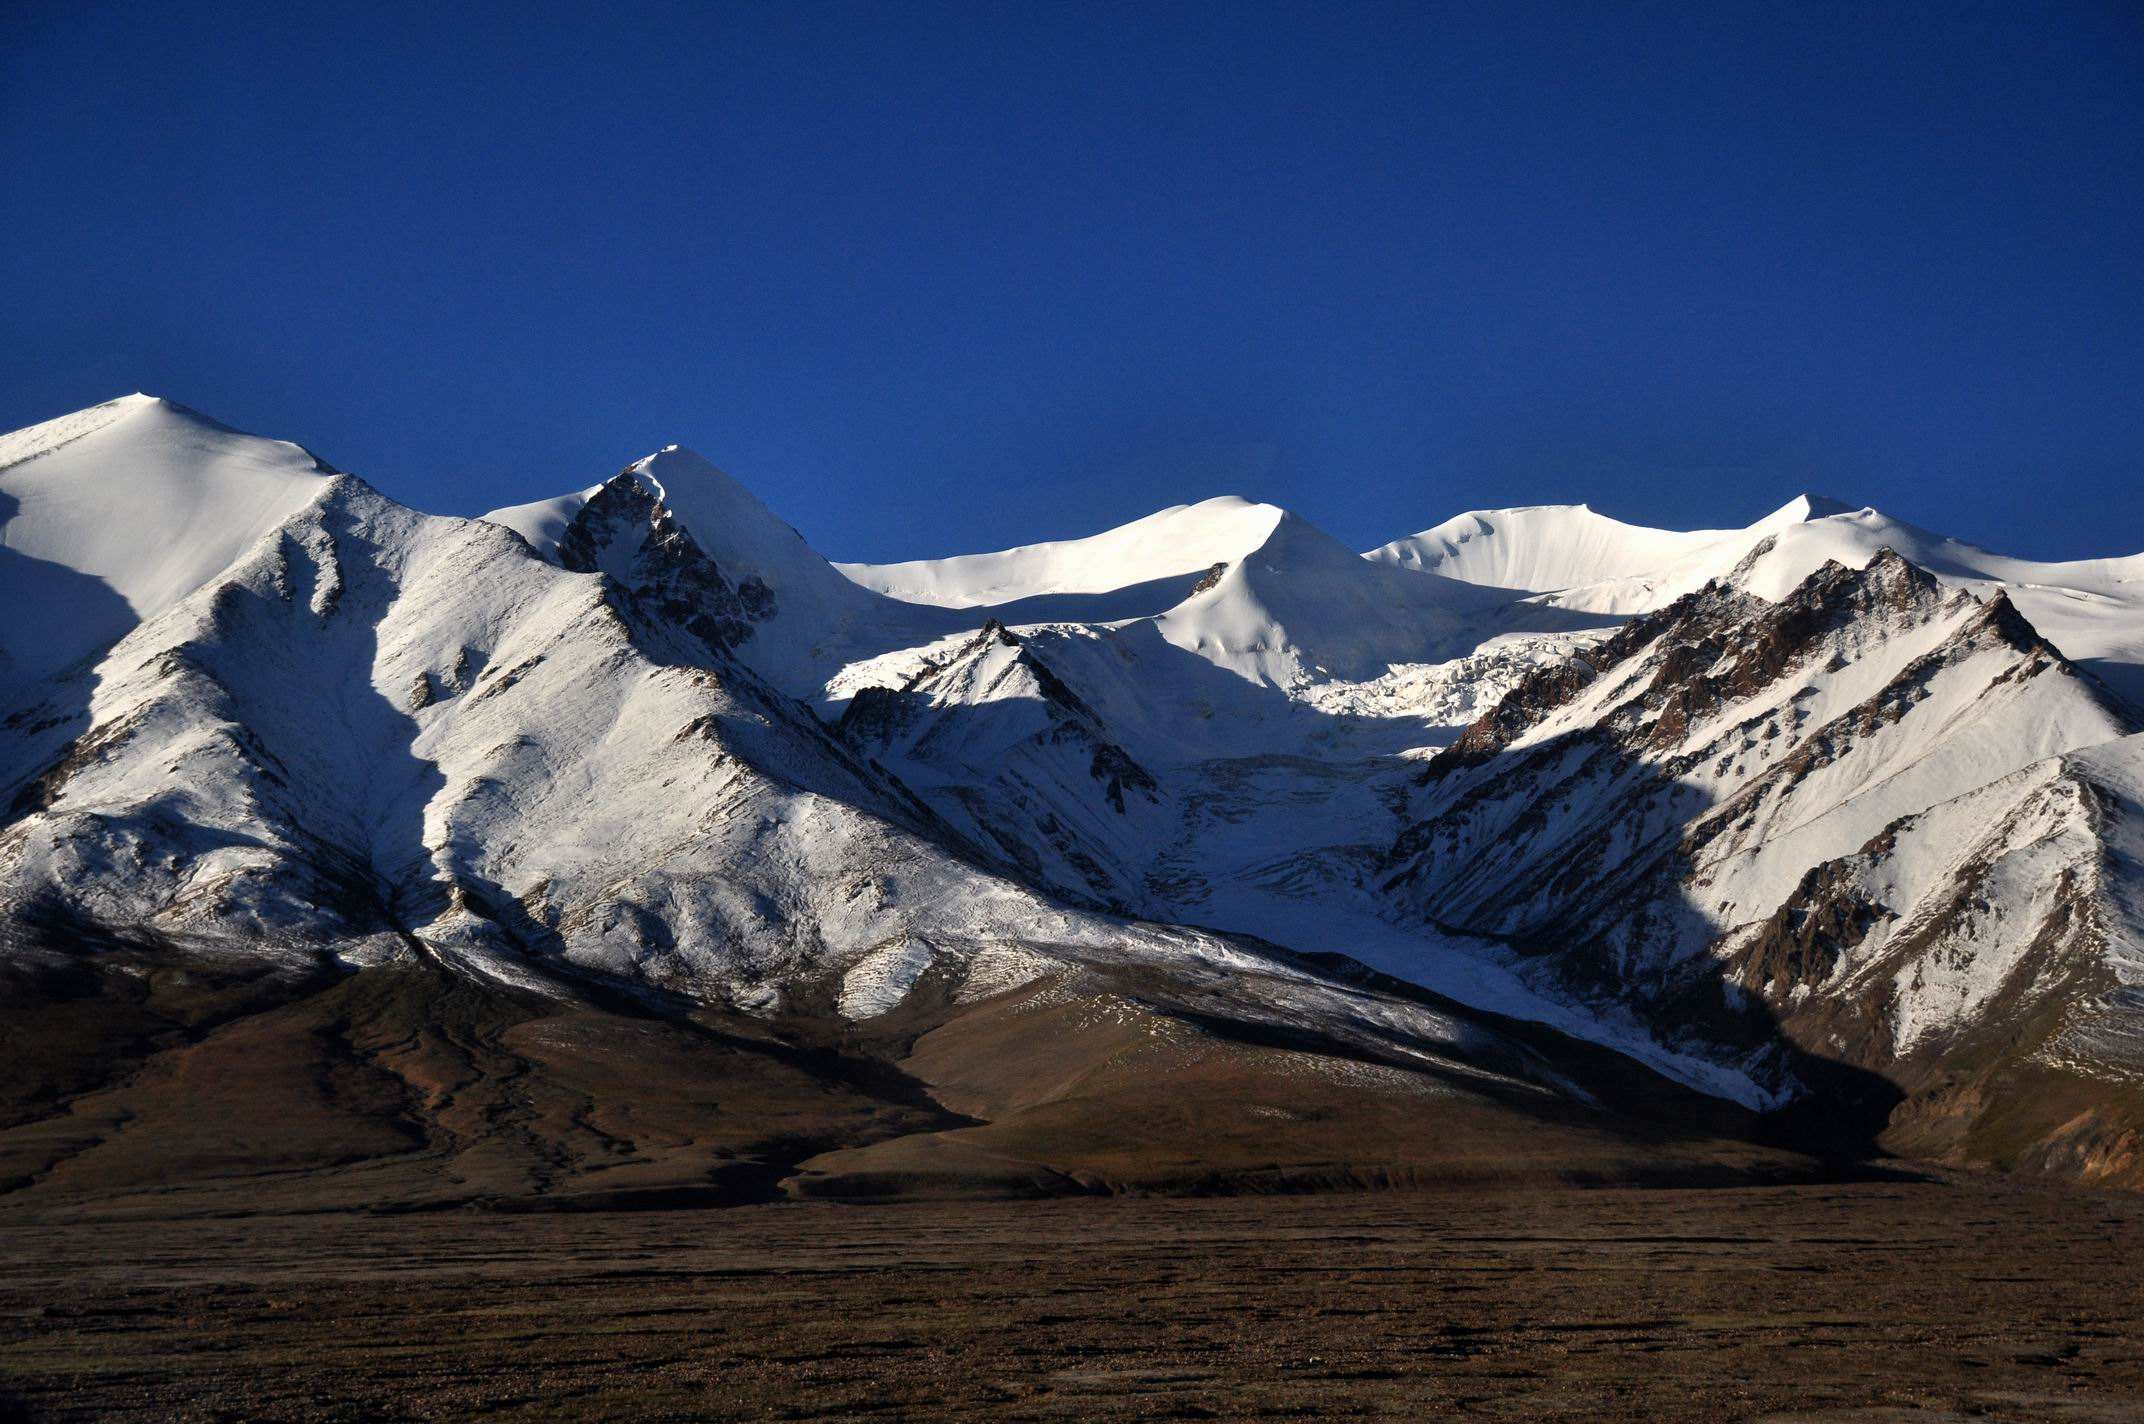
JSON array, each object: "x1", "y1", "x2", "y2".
[
  {"x1": 1725, "y1": 533, "x2": 1783, "y2": 586},
  {"x1": 554, "y1": 470, "x2": 656, "y2": 571},
  {"x1": 1952, "y1": 587, "x2": 2143, "y2": 727},
  {"x1": 1731, "y1": 549, "x2": 1945, "y2": 647},
  {"x1": 1965, "y1": 585, "x2": 2058, "y2": 659},
  {"x1": 1699, "y1": 555, "x2": 1937, "y2": 696},
  {"x1": 834, "y1": 683, "x2": 913, "y2": 745},
  {"x1": 554, "y1": 469, "x2": 776, "y2": 658},
  {"x1": 1654, "y1": 548, "x2": 1943, "y2": 673},
  {"x1": 1088, "y1": 740, "x2": 1159, "y2": 813},
  {"x1": 1613, "y1": 553, "x2": 1951, "y2": 747},
  {"x1": 1836, "y1": 547, "x2": 1943, "y2": 611}
]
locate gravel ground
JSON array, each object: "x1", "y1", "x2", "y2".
[{"x1": 4, "y1": 1176, "x2": 2143, "y2": 1422}]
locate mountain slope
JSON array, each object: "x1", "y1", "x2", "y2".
[
  {"x1": 0, "y1": 470, "x2": 1111, "y2": 1005},
  {"x1": 836, "y1": 620, "x2": 1167, "y2": 908},
  {"x1": 488, "y1": 446, "x2": 953, "y2": 698},
  {"x1": 0, "y1": 395, "x2": 333, "y2": 693},
  {"x1": 1382, "y1": 550, "x2": 2144, "y2": 1177}
]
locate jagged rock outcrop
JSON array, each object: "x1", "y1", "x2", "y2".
[{"x1": 552, "y1": 468, "x2": 777, "y2": 656}]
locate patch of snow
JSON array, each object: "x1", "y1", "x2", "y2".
[{"x1": 838, "y1": 935, "x2": 937, "y2": 1018}]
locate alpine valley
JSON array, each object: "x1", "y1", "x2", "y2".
[{"x1": 4, "y1": 393, "x2": 2143, "y2": 1215}]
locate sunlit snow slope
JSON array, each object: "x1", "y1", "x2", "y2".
[
  {"x1": 838, "y1": 495, "x2": 1287, "y2": 615},
  {"x1": 0, "y1": 395, "x2": 333, "y2": 688}
]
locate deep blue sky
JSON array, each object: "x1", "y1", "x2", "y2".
[{"x1": 4, "y1": 2, "x2": 2140, "y2": 561}]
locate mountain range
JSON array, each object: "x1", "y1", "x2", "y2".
[{"x1": 3, "y1": 392, "x2": 2140, "y2": 1213}]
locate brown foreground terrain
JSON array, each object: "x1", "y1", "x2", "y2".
[{"x1": 4, "y1": 1176, "x2": 2143, "y2": 1422}]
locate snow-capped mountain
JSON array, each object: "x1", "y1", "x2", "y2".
[
  {"x1": 3, "y1": 392, "x2": 2141, "y2": 1205},
  {"x1": 487, "y1": 446, "x2": 960, "y2": 699},
  {"x1": 1374, "y1": 493, "x2": 2144, "y2": 703},
  {"x1": 0, "y1": 395, "x2": 333, "y2": 693},
  {"x1": 1383, "y1": 544, "x2": 2144, "y2": 1172}
]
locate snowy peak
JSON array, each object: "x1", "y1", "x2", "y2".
[
  {"x1": 1758, "y1": 492, "x2": 1862, "y2": 526},
  {"x1": 0, "y1": 392, "x2": 142, "y2": 469},
  {"x1": 1367, "y1": 493, "x2": 1866, "y2": 601},
  {"x1": 0, "y1": 392, "x2": 325, "y2": 474},
  {"x1": 836, "y1": 494, "x2": 1288, "y2": 615},
  {"x1": 1373, "y1": 491, "x2": 2143, "y2": 707},
  {"x1": 486, "y1": 445, "x2": 912, "y2": 695},
  {"x1": 841, "y1": 619, "x2": 1114, "y2": 764},
  {"x1": 488, "y1": 445, "x2": 844, "y2": 603},
  {"x1": 834, "y1": 492, "x2": 1498, "y2": 690},
  {"x1": 1727, "y1": 504, "x2": 2047, "y2": 598},
  {"x1": 0, "y1": 394, "x2": 338, "y2": 690},
  {"x1": 1367, "y1": 501, "x2": 1746, "y2": 597},
  {"x1": 1155, "y1": 508, "x2": 1483, "y2": 686}
]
